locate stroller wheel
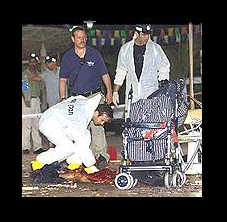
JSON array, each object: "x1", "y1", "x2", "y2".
[
  {"x1": 127, "y1": 174, "x2": 135, "y2": 189},
  {"x1": 164, "y1": 171, "x2": 173, "y2": 188},
  {"x1": 114, "y1": 173, "x2": 133, "y2": 190},
  {"x1": 128, "y1": 174, "x2": 138, "y2": 189},
  {"x1": 172, "y1": 170, "x2": 186, "y2": 187}
]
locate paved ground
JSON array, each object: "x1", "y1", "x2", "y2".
[{"x1": 22, "y1": 133, "x2": 202, "y2": 198}]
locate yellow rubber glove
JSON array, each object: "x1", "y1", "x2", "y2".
[{"x1": 84, "y1": 165, "x2": 99, "y2": 174}]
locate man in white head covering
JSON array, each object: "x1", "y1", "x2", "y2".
[{"x1": 112, "y1": 24, "x2": 170, "y2": 112}]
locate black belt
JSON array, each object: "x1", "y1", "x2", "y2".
[{"x1": 72, "y1": 88, "x2": 101, "y2": 97}]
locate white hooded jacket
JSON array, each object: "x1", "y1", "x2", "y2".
[
  {"x1": 39, "y1": 94, "x2": 101, "y2": 142},
  {"x1": 114, "y1": 38, "x2": 170, "y2": 107}
]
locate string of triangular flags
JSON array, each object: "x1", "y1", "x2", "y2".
[{"x1": 87, "y1": 25, "x2": 201, "y2": 47}]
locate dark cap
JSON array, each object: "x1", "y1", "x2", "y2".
[
  {"x1": 45, "y1": 56, "x2": 57, "y2": 63},
  {"x1": 135, "y1": 24, "x2": 152, "y2": 34}
]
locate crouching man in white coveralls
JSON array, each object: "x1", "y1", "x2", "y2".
[
  {"x1": 113, "y1": 24, "x2": 170, "y2": 111},
  {"x1": 31, "y1": 94, "x2": 113, "y2": 174}
]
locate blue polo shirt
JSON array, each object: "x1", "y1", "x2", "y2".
[{"x1": 59, "y1": 46, "x2": 108, "y2": 94}]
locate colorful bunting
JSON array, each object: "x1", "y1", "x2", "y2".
[
  {"x1": 168, "y1": 27, "x2": 175, "y2": 43},
  {"x1": 110, "y1": 38, "x2": 115, "y2": 46},
  {"x1": 89, "y1": 29, "x2": 96, "y2": 37},
  {"x1": 120, "y1": 30, "x2": 127, "y2": 38},
  {"x1": 164, "y1": 35, "x2": 169, "y2": 44},
  {"x1": 194, "y1": 25, "x2": 200, "y2": 34},
  {"x1": 108, "y1": 31, "x2": 114, "y2": 39},
  {"x1": 102, "y1": 30, "x2": 109, "y2": 38},
  {"x1": 96, "y1": 29, "x2": 102, "y2": 38},
  {"x1": 114, "y1": 30, "x2": 120, "y2": 38},
  {"x1": 181, "y1": 25, "x2": 188, "y2": 41},
  {"x1": 91, "y1": 38, "x2": 96, "y2": 46},
  {"x1": 174, "y1": 27, "x2": 181, "y2": 43},
  {"x1": 114, "y1": 37, "x2": 121, "y2": 47},
  {"x1": 101, "y1": 38, "x2": 105, "y2": 46},
  {"x1": 160, "y1": 28, "x2": 165, "y2": 37},
  {"x1": 168, "y1": 27, "x2": 174, "y2": 36},
  {"x1": 86, "y1": 25, "x2": 201, "y2": 47},
  {"x1": 104, "y1": 38, "x2": 111, "y2": 47}
]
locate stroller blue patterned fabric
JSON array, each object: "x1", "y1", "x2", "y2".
[
  {"x1": 114, "y1": 80, "x2": 189, "y2": 189},
  {"x1": 123, "y1": 79, "x2": 188, "y2": 162}
]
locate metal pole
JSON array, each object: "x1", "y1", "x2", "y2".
[
  {"x1": 189, "y1": 22, "x2": 195, "y2": 109},
  {"x1": 40, "y1": 30, "x2": 47, "y2": 72}
]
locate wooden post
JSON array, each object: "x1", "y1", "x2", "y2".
[
  {"x1": 200, "y1": 23, "x2": 202, "y2": 76},
  {"x1": 40, "y1": 41, "x2": 47, "y2": 72},
  {"x1": 189, "y1": 22, "x2": 195, "y2": 109}
]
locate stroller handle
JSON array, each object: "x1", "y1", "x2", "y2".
[{"x1": 123, "y1": 121, "x2": 167, "y2": 129}]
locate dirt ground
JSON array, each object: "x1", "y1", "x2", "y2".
[{"x1": 22, "y1": 133, "x2": 202, "y2": 198}]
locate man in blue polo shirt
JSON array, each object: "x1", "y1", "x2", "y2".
[{"x1": 59, "y1": 26, "x2": 113, "y2": 169}]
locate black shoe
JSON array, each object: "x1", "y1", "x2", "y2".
[
  {"x1": 33, "y1": 148, "x2": 46, "y2": 154},
  {"x1": 22, "y1": 149, "x2": 30, "y2": 154},
  {"x1": 30, "y1": 161, "x2": 66, "y2": 184}
]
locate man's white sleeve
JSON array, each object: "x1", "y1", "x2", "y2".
[
  {"x1": 114, "y1": 46, "x2": 128, "y2": 86},
  {"x1": 156, "y1": 44, "x2": 170, "y2": 81}
]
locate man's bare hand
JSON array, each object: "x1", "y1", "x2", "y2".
[{"x1": 105, "y1": 91, "x2": 113, "y2": 104}]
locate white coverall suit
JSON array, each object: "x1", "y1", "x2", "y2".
[
  {"x1": 114, "y1": 38, "x2": 170, "y2": 110},
  {"x1": 36, "y1": 94, "x2": 101, "y2": 168}
]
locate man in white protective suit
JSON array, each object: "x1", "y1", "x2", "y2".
[
  {"x1": 31, "y1": 93, "x2": 113, "y2": 174},
  {"x1": 112, "y1": 24, "x2": 170, "y2": 112}
]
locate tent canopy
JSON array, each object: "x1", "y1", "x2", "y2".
[
  {"x1": 22, "y1": 24, "x2": 185, "y2": 60},
  {"x1": 22, "y1": 25, "x2": 73, "y2": 60}
]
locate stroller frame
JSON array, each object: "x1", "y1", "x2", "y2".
[{"x1": 115, "y1": 82, "x2": 187, "y2": 190}]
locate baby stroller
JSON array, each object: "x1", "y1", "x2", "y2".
[{"x1": 114, "y1": 79, "x2": 189, "y2": 189}]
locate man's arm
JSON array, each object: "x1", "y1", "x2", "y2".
[
  {"x1": 156, "y1": 44, "x2": 170, "y2": 81},
  {"x1": 112, "y1": 67, "x2": 127, "y2": 107},
  {"x1": 112, "y1": 45, "x2": 128, "y2": 106},
  {"x1": 59, "y1": 78, "x2": 68, "y2": 100},
  {"x1": 102, "y1": 74, "x2": 113, "y2": 104},
  {"x1": 28, "y1": 74, "x2": 42, "y2": 81},
  {"x1": 40, "y1": 80, "x2": 48, "y2": 111}
]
